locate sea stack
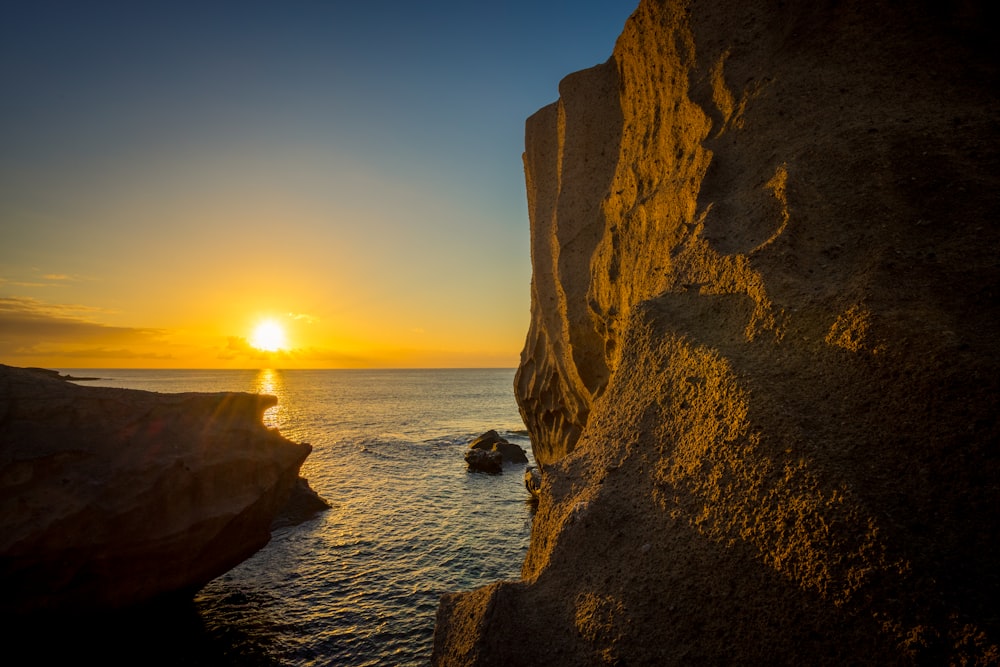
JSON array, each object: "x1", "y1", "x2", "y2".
[
  {"x1": 434, "y1": 0, "x2": 1000, "y2": 664},
  {"x1": 0, "y1": 364, "x2": 314, "y2": 613}
]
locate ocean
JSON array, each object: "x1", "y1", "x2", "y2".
[{"x1": 52, "y1": 368, "x2": 535, "y2": 666}]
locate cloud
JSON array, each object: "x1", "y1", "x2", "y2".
[
  {"x1": 217, "y1": 335, "x2": 368, "y2": 367},
  {"x1": 27, "y1": 346, "x2": 174, "y2": 360},
  {"x1": 0, "y1": 272, "x2": 88, "y2": 289},
  {"x1": 0, "y1": 278, "x2": 50, "y2": 288},
  {"x1": 0, "y1": 296, "x2": 163, "y2": 351},
  {"x1": 286, "y1": 312, "x2": 318, "y2": 324},
  {"x1": 219, "y1": 336, "x2": 271, "y2": 360},
  {"x1": 0, "y1": 295, "x2": 111, "y2": 318}
]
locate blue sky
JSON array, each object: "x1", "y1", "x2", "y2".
[{"x1": 0, "y1": 1, "x2": 637, "y2": 367}]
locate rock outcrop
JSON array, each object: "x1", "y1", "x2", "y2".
[
  {"x1": 0, "y1": 364, "x2": 316, "y2": 614},
  {"x1": 523, "y1": 466, "x2": 542, "y2": 499},
  {"x1": 271, "y1": 477, "x2": 330, "y2": 530},
  {"x1": 465, "y1": 447, "x2": 503, "y2": 474},
  {"x1": 435, "y1": 0, "x2": 1000, "y2": 664},
  {"x1": 468, "y1": 429, "x2": 530, "y2": 464}
]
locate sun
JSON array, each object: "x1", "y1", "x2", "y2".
[{"x1": 250, "y1": 320, "x2": 287, "y2": 352}]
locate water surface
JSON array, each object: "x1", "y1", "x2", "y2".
[{"x1": 57, "y1": 368, "x2": 534, "y2": 666}]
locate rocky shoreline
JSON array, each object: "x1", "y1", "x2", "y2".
[
  {"x1": 0, "y1": 364, "x2": 327, "y2": 614},
  {"x1": 433, "y1": 0, "x2": 1000, "y2": 664}
]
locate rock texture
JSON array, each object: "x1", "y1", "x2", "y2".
[
  {"x1": 434, "y1": 0, "x2": 1000, "y2": 664},
  {"x1": 465, "y1": 447, "x2": 503, "y2": 474},
  {"x1": 523, "y1": 466, "x2": 541, "y2": 499},
  {"x1": 468, "y1": 429, "x2": 530, "y2": 464},
  {"x1": 0, "y1": 364, "x2": 314, "y2": 613}
]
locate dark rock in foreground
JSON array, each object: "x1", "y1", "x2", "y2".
[
  {"x1": 0, "y1": 364, "x2": 316, "y2": 613},
  {"x1": 468, "y1": 429, "x2": 528, "y2": 464},
  {"x1": 271, "y1": 477, "x2": 331, "y2": 530}
]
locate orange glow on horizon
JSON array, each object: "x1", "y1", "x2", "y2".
[{"x1": 0, "y1": 290, "x2": 525, "y2": 369}]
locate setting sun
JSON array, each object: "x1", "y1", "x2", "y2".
[{"x1": 250, "y1": 320, "x2": 287, "y2": 352}]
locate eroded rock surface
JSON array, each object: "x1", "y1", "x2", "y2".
[
  {"x1": 435, "y1": 0, "x2": 1000, "y2": 664},
  {"x1": 0, "y1": 364, "x2": 314, "y2": 613}
]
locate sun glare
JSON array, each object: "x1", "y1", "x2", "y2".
[{"x1": 250, "y1": 320, "x2": 287, "y2": 352}]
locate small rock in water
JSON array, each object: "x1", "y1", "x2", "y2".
[
  {"x1": 468, "y1": 429, "x2": 529, "y2": 464},
  {"x1": 465, "y1": 447, "x2": 503, "y2": 474}
]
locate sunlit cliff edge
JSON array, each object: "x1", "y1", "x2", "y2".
[{"x1": 434, "y1": 0, "x2": 1000, "y2": 664}]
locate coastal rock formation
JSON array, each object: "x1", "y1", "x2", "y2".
[
  {"x1": 468, "y1": 429, "x2": 529, "y2": 464},
  {"x1": 523, "y1": 466, "x2": 541, "y2": 499},
  {"x1": 271, "y1": 477, "x2": 330, "y2": 530},
  {"x1": 465, "y1": 448, "x2": 503, "y2": 474},
  {"x1": 435, "y1": 0, "x2": 1000, "y2": 664},
  {"x1": 0, "y1": 364, "x2": 315, "y2": 613}
]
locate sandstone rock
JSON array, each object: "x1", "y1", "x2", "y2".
[
  {"x1": 524, "y1": 466, "x2": 541, "y2": 499},
  {"x1": 469, "y1": 429, "x2": 529, "y2": 464},
  {"x1": 464, "y1": 448, "x2": 503, "y2": 474},
  {"x1": 0, "y1": 364, "x2": 315, "y2": 613},
  {"x1": 435, "y1": 1, "x2": 1000, "y2": 664}
]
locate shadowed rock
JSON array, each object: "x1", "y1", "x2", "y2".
[
  {"x1": 0, "y1": 364, "x2": 318, "y2": 613},
  {"x1": 468, "y1": 429, "x2": 529, "y2": 464},
  {"x1": 464, "y1": 448, "x2": 503, "y2": 474},
  {"x1": 271, "y1": 477, "x2": 331, "y2": 530}
]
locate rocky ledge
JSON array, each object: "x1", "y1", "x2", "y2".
[
  {"x1": 0, "y1": 364, "x2": 324, "y2": 614},
  {"x1": 434, "y1": 0, "x2": 999, "y2": 664}
]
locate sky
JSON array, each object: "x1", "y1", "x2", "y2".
[{"x1": 0, "y1": 0, "x2": 637, "y2": 369}]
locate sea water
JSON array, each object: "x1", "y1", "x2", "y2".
[{"x1": 55, "y1": 368, "x2": 534, "y2": 666}]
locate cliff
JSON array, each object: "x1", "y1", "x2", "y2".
[
  {"x1": 0, "y1": 364, "x2": 315, "y2": 613},
  {"x1": 434, "y1": 0, "x2": 1000, "y2": 664}
]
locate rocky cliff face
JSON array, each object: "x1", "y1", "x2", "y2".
[
  {"x1": 0, "y1": 365, "x2": 313, "y2": 613},
  {"x1": 434, "y1": 0, "x2": 1000, "y2": 663}
]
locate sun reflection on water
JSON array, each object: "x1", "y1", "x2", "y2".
[
  {"x1": 74, "y1": 368, "x2": 531, "y2": 664},
  {"x1": 253, "y1": 368, "x2": 285, "y2": 429}
]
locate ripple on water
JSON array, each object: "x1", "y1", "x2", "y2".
[
  {"x1": 227, "y1": 456, "x2": 530, "y2": 657},
  {"x1": 56, "y1": 368, "x2": 533, "y2": 666}
]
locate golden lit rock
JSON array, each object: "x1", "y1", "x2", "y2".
[{"x1": 437, "y1": 0, "x2": 1000, "y2": 663}]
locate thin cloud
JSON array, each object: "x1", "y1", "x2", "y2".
[
  {"x1": 218, "y1": 336, "x2": 367, "y2": 366},
  {"x1": 220, "y1": 336, "x2": 272, "y2": 361},
  {"x1": 1, "y1": 272, "x2": 89, "y2": 288},
  {"x1": 291, "y1": 346, "x2": 369, "y2": 366},
  {"x1": 221, "y1": 335, "x2": 298, "y2": 360},
  {"x1": 0, "y1": 277, "x2": 47, "y2": 288},
  {"x1": 0, "y1": 296, "x2": 163, "y2": 346},
  {"x1": 28, "y1": 345, "x2": 174, "y2": 360}
]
